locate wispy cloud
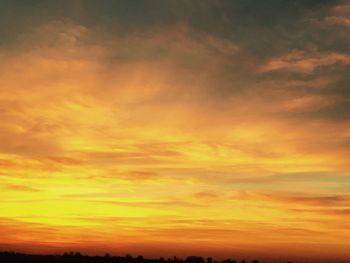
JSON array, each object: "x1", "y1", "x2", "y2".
[
  {"x1": 0, "y1": 0, "x2": 349, "y2": 260},
  {"x1": 260, "y1": 50, "x2": 350, "y2": 74}
]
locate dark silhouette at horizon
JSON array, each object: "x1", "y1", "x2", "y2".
[{"x1": 0, "y1": 251, "x2": 291, "y2": 263}]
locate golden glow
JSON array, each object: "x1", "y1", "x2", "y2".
[{"x1": 0, "y1": 11, "x2": 350, "y2": 262}]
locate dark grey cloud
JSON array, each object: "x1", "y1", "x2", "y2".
[
  {"x1": 1, "y1": 0, "x2": 349, "y2": 120},
  {"x1": 0, "y1": 0, "x2": 340, "y2": 52}
]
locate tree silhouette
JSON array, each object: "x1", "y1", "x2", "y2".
[
  {"x1": 0, "y1": 251, "x2": 293, "y2": 263},
  {"x1": 185, "y1": 256, "x2": 204, "y2": 263}
]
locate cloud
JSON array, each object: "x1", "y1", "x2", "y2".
[
  {"x1": 325, "y1": 2, "x2": 350, "y2": 27},
  {"x1": 39, "y1": 156, "x2": 83, "y2": 166},
  {"x1": 324, "y1": 16, "x2": 350, "y2": 27},
  {"x1": 260, "y1": 50, "x2": 350, "y2": 74},
  {"x1": 231, "y1": 191, "x2": 350, "y2": 207},
  {"x1": 107, "y1": 170, "x2": 160, "y2": 181},
  {"x1": 193, "y1": 191, "x2": 220, "y2": 201},
  {"x1": 233, "y1": 171, "x2": 350, "y2": 184},
  {"x1": 1, "y1": 184, "x2": 41, "y2": 192},
  {"x1": 0, "y1": 1, "x2": 350, "y2": 259}
]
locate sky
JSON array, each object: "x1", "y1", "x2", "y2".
[{"x1": 0, "y1": 0, "x2": 350, "y2": 262}]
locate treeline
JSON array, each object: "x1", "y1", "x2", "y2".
[{"x1": 0, "y1": 251, "x2": 292, "y2": 263}]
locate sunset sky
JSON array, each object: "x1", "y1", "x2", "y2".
[{"x1": 1, "y1": 0, "x2": 350, "y2": 262}]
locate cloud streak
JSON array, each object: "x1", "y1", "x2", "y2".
[{"x1": 0, "y1": 0, "x2": 349, "y2": 261}]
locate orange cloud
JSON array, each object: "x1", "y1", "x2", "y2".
[
  {"x1": 0, "y1": 9, "x2": 349, "y2": 261},
  {"x1": 1, "y1": 184, "x2": 41, "y2": 192},
  {"x1": 260, "y1": 50, "x2": 350, "y2": 74}
]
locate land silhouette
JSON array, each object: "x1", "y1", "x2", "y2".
[{"x1": 0, "y1": 252, "x2": 292, "y2": 263}]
